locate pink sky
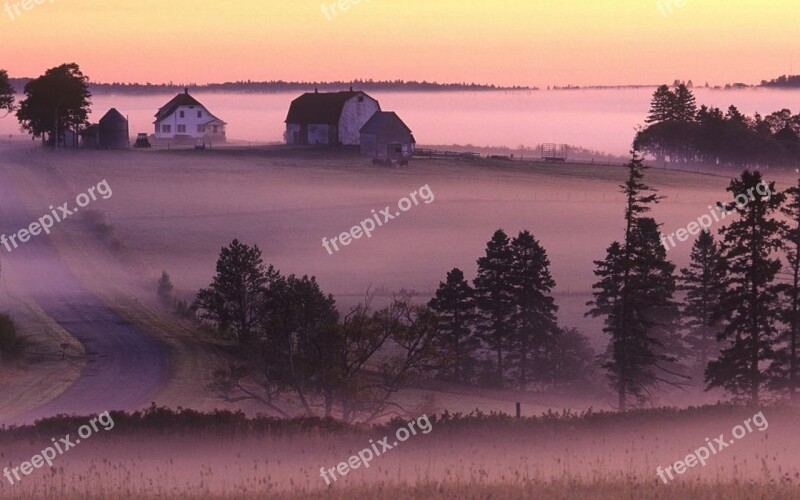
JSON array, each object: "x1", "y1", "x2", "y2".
[{"x1": 0, "y1": 0, "x2": 798, "y2": 86}]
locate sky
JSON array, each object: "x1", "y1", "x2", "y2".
[{"x1": 1, "y1": 0, "x2": 798, "y2": 87}]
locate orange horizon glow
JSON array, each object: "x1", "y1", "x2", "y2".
[{"x1": 0, "y1": 0, "x2": 798, "y2": 87}]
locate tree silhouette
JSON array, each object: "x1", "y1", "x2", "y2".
[
  {"x1": 508, "y1": 231, "x2": 559, "y2": 390},
  {"x1": 679, "y1": 230, "x2": 725, "y2": 377},
  {"x1": 707, "y1": 172, "x2": 785, "y2": 403},
  {"x1": 193, "y1": 239, "x2": 278, "y2": 343},
  {"x1": 771, "y1": 179, "x2": 800, "y2": 399},
  {"x1": 588, "y1": 151, "x2": 682, "y2": 410},
  {"x1": 16, "y1": 63, "x2": 91, "y2": 147},
  {"x1": 473, "y1": 229, "x2": 515, "y2": 386},
  {"x1": 0, "y1": 69, "x2": 14, "y2": 115},
  {"x1": 428, "y1": 268, "x2": 480, "y2": 383}
]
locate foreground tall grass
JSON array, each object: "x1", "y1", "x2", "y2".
[
  {"x1": 0, "y1": 404, "x2": 797, "y2": 499},
  {"x1": 3, "y1": 481, "x2": 799, "y2": 500}
]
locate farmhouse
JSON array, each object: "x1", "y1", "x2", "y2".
[
  {"x1": 153, "y1": 89, "x2": 227, "y2": 141},
  {"x1": 285, "y1": 89, "x2": 380, "y2": 146},
  {"x1": 359, "y1": 111, "x2": 416, "y2": 162}
]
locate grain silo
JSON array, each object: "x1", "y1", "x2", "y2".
[{"x1": 98, "y1": 108, "x2": 129, "y2": 149}]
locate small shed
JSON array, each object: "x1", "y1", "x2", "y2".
[
  {"x1": 80, "y1": 124, "x2": 100, "y2": 148},
  {"x1": 359, "y1": 111, "x2": 416, "y2": 163},
  {"x1": 99, "y1": 108, "x2": 129, "y2": 149}
]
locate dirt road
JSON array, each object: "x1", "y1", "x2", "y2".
[{"x1": 0, "y1": 147, "x2": 169, "y2": 425}]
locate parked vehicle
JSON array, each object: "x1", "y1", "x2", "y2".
[{"x1": 133, "y1": 133, "x2": 151, "y2": 148}]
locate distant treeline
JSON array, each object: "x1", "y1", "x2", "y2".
[
  {"x1": 635, "y1": 83, "x2": 800, "y2": 167},
  {"x1": 8, "y1": 77, "x2": 532, "y2": 95},
  {"x1": 761, "y1": 74, "x2": 800, "y2": 88}
]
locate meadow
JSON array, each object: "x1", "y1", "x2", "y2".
[
  {"x1": 0, "y1": 405, "x2": 797, "y2": 499},
  {"x1": 1, "y1": 143, "x2": 798, "y2": 498},
  {"x1": 2, "y1": 142, "x2": 792, "y2": 418}
]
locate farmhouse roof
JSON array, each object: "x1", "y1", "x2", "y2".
[
  {"x1": 359, "y1": 111, "x2": 415, "y2": 142},
  {"x1": 154, "y1": 89, "x2": 203, "y2": 122},
  {"x1": 285, "y1": 90, "x2": 372, "y2": 125}
]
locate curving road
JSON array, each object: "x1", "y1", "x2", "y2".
[{"x1": 0, "y1": 148, "x2": 169, "y2": 426}]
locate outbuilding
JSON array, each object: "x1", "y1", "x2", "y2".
[
  {"x1": 285, "y1": 89, "x2": 380, "y2": 146},
  {"x1": 98, "y1": 108, "x2": 129, "y2": 149},
  {"x1": 359, "y1": 111, "x2": 416, "y2": 163},
  {"x1": 80, "y1": 124, "x2": 100, "y2": 148}
]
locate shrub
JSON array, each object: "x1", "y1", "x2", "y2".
[{"x1": 0, "y1": 313, "x2": 26, "y2": 361}]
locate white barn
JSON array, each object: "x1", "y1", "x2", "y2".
[
  {"x1": 285, "y1": 89, "x2": 380, "y2": 146},
  {"x1": 153, "y1": 89, "x2": 227, "y2": 141}
]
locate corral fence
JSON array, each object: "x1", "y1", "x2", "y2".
[
  {"x1": 414, "y1": 145, "x2": 629, "y2": 166},
  {"x1": 413, "y1": 148, "x2": 481, "y2": 160}
]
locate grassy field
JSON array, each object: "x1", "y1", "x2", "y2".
[
  {"x1": 0, "y1": 143, "x2": 787, "y2": 418},
  {"x1": 0, "y1": 144, "x2": 799, "y2": 498},
  {"x1": 0, "y1": 405, "x2": 796, "y2": 499}
]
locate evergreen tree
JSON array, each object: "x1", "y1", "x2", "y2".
[
  {"x1": 672, "y1": 84, "x2": 698, "y2": 123},
  {"x1": 428, "y1": 268, "x2": 480, "y2": 383},
  {"x1": 646, "y1": 85, "x2": 676, "y2": 124},
  {"x1": 631, "y1": 218, "x2": 685, "y2": 385},
  {"x1": 473, "y1": 229, "x2": 515, "y2": 386},
  {"x1": 193, "y1": 239, "x2": 279, "y2": 343},
  {"x1": 707, "y1": 171, "x2": 785, "y2": 403},
  {"x1": 588, "y1": 151, "x2": 682, "y2": 410},
  {"x1": 157, "y1": 271, "x2": 174, "y2": 308},
  {"x1": 508, "y1": 231, "x2": 559, "y2": 390},
  {"x1": 771, "y1": 179, "x2": 800, "y2": 399},
  {"x1": 679, "y1": 230, "x2": 725, "y2": 377}
]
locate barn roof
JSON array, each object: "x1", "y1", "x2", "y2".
[
  {"x1": 359, "y1": 111, "x2": 415, "y2": 142},
  {"x1": 154, "y1": 90, "x2": 203, "y2": 122},
  {"x1": 285, "y1": 90, "x2": 373, "y2": 125}
]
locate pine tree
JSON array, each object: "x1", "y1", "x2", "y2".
[
  {"x1": 707, "y1": 171, "x2": 785, "y2": 403},
  {"x1": 771, "y1": 179, "x2": 800, "y2": 399},
  {"x1": 157, "y1": 271, "x2": 174, "y2": 308},
  {"x1": 193, "y1": 239, "x2": 278, "y2": 343},
  {"x1": 508, "y1": 231, "x2": 559, "y2": 390},
  {"x1": 646, "y1": 85, "x2": 676, "y2": 124},
  {"x1": 631, "y1": 217, "x2": 684, "y2": 386},
  {"x1": 672, "y1": 84, "x2": 698, "y2": 123},
  {"x1": 588, "y1": 151, "x2": 682, "y2": 411},
  {"x1": 473, "y1": 229, "x2": 515, "y2": 386},
  {"x1": 679, "y1": 230, "x2": 725, "y2": 377},
  {"x1": 428, "y1": 268, "x2": 480, "y2": 383}
]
